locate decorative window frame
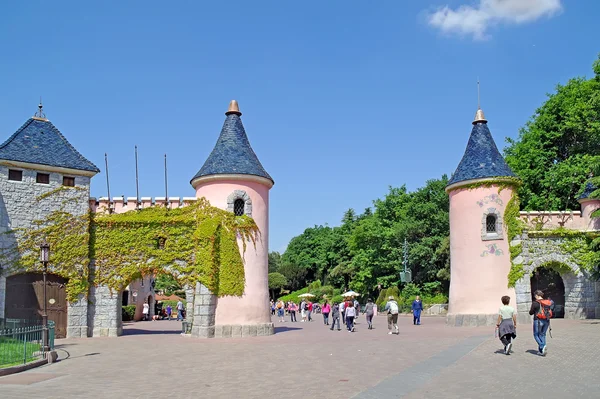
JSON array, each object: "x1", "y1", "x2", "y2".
[
  {"x1": 227, "y1": 190, "x2": 252, "y2": 217},
  {"x1": 481, "y1": 207, "x2": 503, "y2": 241}
]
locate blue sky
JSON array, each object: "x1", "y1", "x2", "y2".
[{"x1": 0, "y1": 1, "x2": 598, "y2": 253}]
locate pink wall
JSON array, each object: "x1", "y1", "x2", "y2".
[
  {"x1": 448, "y1": 185, "x2": 516, "y2": 315},
  {"x1": 195, "y1": 179, "x2": 271, "y2": 326}
]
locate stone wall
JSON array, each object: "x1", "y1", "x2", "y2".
[
  {"x1": 88, "y1": 285, "x2": 122, "y2": 337},
  {"x1": 512, "y1": 232, "x2": 600, "y2": 322},
  {"x1": 0, "y1": 165, "x2": 90, "y2": 330}
]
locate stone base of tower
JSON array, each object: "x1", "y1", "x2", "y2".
[
  {"x1": 213, "y1": 323, "x2": 274, "y2": 338},
  {"x1": 446, "y1": 313, "x2": 499, "y2": 327}
]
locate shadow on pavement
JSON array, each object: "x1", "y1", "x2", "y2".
[{"x1": 274, "y1": 326, "x2": 302, "y2": 334}]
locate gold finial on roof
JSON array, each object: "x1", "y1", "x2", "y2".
[
  {"x1": 473, "y1": 79, "x2": 487, "y2": 124},
  {"x1": 225, "y1": 100, "x2": 242, "y2": 116},
  {"x1": 33, "y1": 97, "x2": 48, "y2": 121}
]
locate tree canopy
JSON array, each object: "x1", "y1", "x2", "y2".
[{"x1": 505, "y1": 55, "x2": 600, "y2": 210}]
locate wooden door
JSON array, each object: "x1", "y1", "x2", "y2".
[{"x1": 5, "y1": 273, "x2": 68, "y2": 338}]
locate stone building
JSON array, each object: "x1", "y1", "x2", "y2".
[
  {"x1": 0, "y1": 101, "x2": 273, "y2": 339},
  {"x1": 446, "y1": 106, "x2": 600, "y2": 326}
]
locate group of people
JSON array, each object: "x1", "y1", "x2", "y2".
[
  {"x1": 140, "y1": 299, "x2": 185, "y2": 321},
  {"x1": 495, "y1": 290, "x2": 554, "y2": 356},
  {"x1": 270, "y1": 295, "x2": 425, "y2": 334}
]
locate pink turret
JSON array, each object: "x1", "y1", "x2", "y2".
[
  {"x1": 190, "y1": 100, "x2": 274, "y2": 336},
  {"x1": 445, "y1": 107, "x2": 518, "y2": 326}
]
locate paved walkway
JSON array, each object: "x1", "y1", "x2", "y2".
[{"x1": 0, "y1": 315, "x2": 598, "y2": 398}]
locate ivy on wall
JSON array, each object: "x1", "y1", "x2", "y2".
[{"x1": 0, "y1": 193, "x2": 258, "y2": 302}]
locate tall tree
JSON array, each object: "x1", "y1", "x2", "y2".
[{"x1": 505, "y1": 55, "x2": 600, "y2": 210}]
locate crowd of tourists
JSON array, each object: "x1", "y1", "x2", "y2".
[{"x1": 270, "y1": 295, "x2": 424, "y2": 334}]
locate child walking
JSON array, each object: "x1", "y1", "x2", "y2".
[{"x1": 497, "y1": 295, "x2": 517, "y2": 355}]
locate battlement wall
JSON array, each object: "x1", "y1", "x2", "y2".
[{"x1": 89, "y1": 196, "x2": 198, "y2": 214}]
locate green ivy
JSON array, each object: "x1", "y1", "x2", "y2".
[{"x1": 0, "y1": 196, "x2": 258, "y2": 302}]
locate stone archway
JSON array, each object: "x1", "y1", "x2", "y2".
[{"x1": 530, "y1": 265, "x2": 565, "y2": 318}]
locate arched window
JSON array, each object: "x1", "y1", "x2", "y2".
[
  {"x1": 481, "y1": 208, "x2": 503, "y2": 241},
  {"x1": 486, "y1": 214, "x2": 497, "y2": 233},
  {"x1": 234, "y1": 199, "x2": 245, "y2": 216},
  {"x1": 227, "y1": 190, "x2": 252, "y2": 217}
]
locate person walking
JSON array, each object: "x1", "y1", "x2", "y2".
[
  {"x1": 345, "y1": 301, "x2": 356, "y2": 332},
  {"x1": 276, "y1": 299, "x2": 285, "y2": 322},
  {"x1": 364, "y1": 298, "x2": 375, "y2": 330},
  {"x1": 411, "y1": 296, "x2": 424, "y2": 325},
  {"x1": 529, "y1": 290, "x2": 554, "y2": 356},
  {"x1": 384, "y1": 296, "x2": 399, "y2": 335},
  {"x1": 142, "y1": 301, "x2": 149, "y2": 321},
  {"x1": 289, "y1": 302, "x2": 298, "y2": 322},
  {"x1": 330, "y1": 303, "x2": 341, "y2": 331},
  {"x1": 301, "y1": 300, "x2": 308, "y2": 322},
  {"x1": 322, "y1": 301, "x2": 331, "y2": 325},
  {"x1": 176, "y1": 300, "x2": 184, "y2": 321},
  {"x1": 497, "y1": 295, "x2": 517, "y2": 355}
]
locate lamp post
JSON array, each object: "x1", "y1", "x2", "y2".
[{"x1": 39, "y1": 240, "x2": 50, "y2": 354}]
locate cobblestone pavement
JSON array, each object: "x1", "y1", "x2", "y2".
[{"x1": 0, "y1": 316, "x2": 598, "y2": 398}]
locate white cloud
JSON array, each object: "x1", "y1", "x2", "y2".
[{"x1": 428, "y1": 0, "x2": 563, "y2": 40}]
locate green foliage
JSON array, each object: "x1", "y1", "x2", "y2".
[
  {"x1": 122, "y1": 305, "x2": 137, "y2": 321},
  {"x1": 0, "y1": 197, "x2": 258, "y2": 301},
  {"x1": 505, "y1": 55, "x2": 600, "y2": 211},
  {"x1": 268, "y1": 272, "x2": 288, "y2": 290},
  {"x1": 268, "y1": 251, "x2": 282, "y2": 273},
  {"x1": 154, "y1": 274, "x2": 182, "y2": 296}
]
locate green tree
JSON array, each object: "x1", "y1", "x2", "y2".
[
  {"x1": 268, "y1": 251, "x2": 282, "y2": 273},
  {"x1": 154, "y1": 273, "x2": 182, "y2": 296},
  {"x1": 268, "y1": 272, "x2": 288, "y2": 299},
  {"x1": 505, "y1": 55, "x2": 600, "y2": 210}
]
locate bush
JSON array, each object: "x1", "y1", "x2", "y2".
[{"x1": 122, "y1": 305, "x2": 136, "y2": 321}]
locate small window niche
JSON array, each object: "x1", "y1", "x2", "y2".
[
  {"x1": 63, "y1": 176, "x2": 75, "y2": 187},
  {"x1": 482, "y1": 208, "x2": 503, "y2": 241},
  {"x1": 36, "y1": 173, "x2": 50, "y2": 184},
  {"x1": 226, "y1": 190, "x2": 252, "y2": 217},
  {"x1": 8, "y1": 169, "x2": 23, "y2": 181}
]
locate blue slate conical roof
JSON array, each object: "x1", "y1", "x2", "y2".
[
  {"x1": 191, "y1": 102, "x2": 273, "y2": 184},
  {"x1": 448, "y1": 110, "x2": 515, "y2": 186},
  {"x1": 0, "y1": 117, "x2": 100, "y2": 173},
  {"x1": 578, "y1": 182, "x2": 598, "y2": 200}
]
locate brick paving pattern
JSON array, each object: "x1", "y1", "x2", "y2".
[{"x1": 0, "y1": 316, "x2": 598, "y2": 398}]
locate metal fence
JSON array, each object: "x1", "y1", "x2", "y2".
[{"x1": 0, "y1": 319, "x2": 55, "y2": 368}]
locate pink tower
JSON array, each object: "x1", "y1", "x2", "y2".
[
  {"x1": 190, "y1": 100, "x2": 274, "y2": 337},
  {"x1": 445, "y1": 107, "x2": 518, "y2": 326}
]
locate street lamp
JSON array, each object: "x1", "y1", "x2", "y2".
[{"x1": 39, "y1": 240, "x2": 50, "y2": 354}]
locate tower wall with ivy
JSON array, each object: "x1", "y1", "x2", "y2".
[{"x1": 0, "y1": 165, "x2": 91, "y2": 338}]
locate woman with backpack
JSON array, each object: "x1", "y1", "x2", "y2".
[
  {"x1": 384, "y1": 296, "x2": 399, "y2": 335},
  {"x1": 529, "y1": 290, "x2": 553, "y2": 356}
]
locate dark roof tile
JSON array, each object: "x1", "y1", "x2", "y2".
[
  {"x1": 0, "y1": 118, "x2": 99, "y2": 173},
  {"x1": 448, "y1": 120, "x2": 515, "y2": 186}
]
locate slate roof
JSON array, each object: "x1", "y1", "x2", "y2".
[
  {"x1": 0, "y1": 118, "x2": 100, "y2": 173},
  {"x1": 191, "y1": 112, "x2": 273, "y2": 183},
  {"x1": 578, "y1": 181, "x2": 598, "y2": 200},
  {"x1": 448, "y1": 119, "x2": 515, "y2": 186}
]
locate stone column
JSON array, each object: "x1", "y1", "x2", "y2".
[
  {"x1": 88, "y1": 285, "x2": 121, "y2": 337},
  {"x1": 185, "y1": 286, "x2": 194, "y2": 327},
  {"x1": 190, "y1": 282, "x2": 216, "y2": 338},
  {"x1": 67, "y1": 294, "x2": 89, "y2": 338}
]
